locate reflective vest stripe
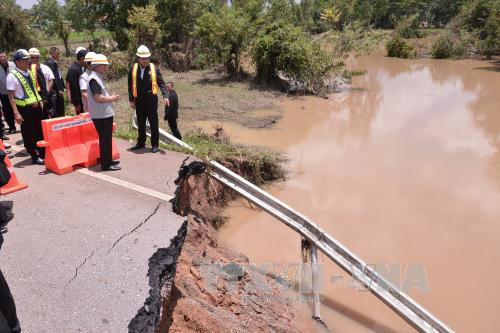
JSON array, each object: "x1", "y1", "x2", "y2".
[
  {"x1": 13, "y1": 70, "x2": 42, "y2": 107},
  {"x1": 132, "y1": 63, "x2": 138, "y2": 98},
  {"x1": 131, "y1": 63, "x2": 158, "y2": 98},
  {"x1": 150, "y1": 63, "x2": 158, "y2": 95},
  {"x1": 30, "y1": 64, "x2": 41, "y2": 92}
]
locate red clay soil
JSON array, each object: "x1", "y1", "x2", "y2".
[{"x1": 158, "y1": 215, "x2": 302, "y2": 332}]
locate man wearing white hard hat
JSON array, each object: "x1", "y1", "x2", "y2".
[
  {"x1": 128, "y1": 45, "x2": 168, "y2": 153},
  {"x1": 29, "y1": 48, "x2": 55, "y2": 118},
  {"x1": 75, "y1": 47, "x2": 86, "y2": 55},
  {"x1": 79, "y1": 51, "x2": 96, "y2": 113},
  {"x1": 87, "y1": 54, "x2": 121, "y2": 171}
]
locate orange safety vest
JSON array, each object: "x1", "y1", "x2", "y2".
[
  {"x1": 30, "y1": 64, "x2": 41, "y2": 92},
  {"x1": 131, "y1": 63, "x2": 158, "y2": 98}
]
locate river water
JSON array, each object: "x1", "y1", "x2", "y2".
[{"x1": 196, "y1": 54, "x2": 500, "y2": 332}]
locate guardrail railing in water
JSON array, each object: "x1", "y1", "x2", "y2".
[{"x1": 134, "y1": 119, "x2": 455, "y2": 333}]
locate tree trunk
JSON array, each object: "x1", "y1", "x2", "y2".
[{"x1": 63, "y1": 37, "x2": 70, "y2": 57}]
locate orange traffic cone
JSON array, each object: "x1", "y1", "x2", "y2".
[{"x1": 0, "y1": 141, "x2": 28, "y2": 195}]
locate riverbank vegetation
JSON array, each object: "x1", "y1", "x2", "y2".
[{"x1": 385, "y1": 0, "x2": 499, "y2": 59}]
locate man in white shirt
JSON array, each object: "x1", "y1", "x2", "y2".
[{"x1": 6, "y1": 50, "x2": 45, "y2": 165}]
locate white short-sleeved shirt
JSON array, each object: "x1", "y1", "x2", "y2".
[
  {"x1": 39, "y1": 64, "x2": 55, "y2": 88},
  {"x1": 79, "y1": 70, "x2": 92, "y2": 91},
  {"x1": 6, "y1": 69, "x2": 31, "y2": 99}
]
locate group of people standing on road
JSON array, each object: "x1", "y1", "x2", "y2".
[
  {"x1": 0, "y1": 44, "x2": 182, "y2": 173},
  {"x1": 0, "y1": 45, "x2": 184, "y2": 332}
]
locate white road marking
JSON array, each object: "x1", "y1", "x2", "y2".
[
  {"x1": 77, "y1": 168, "x2": 174, "y2": 201},
  {"x1": 8, "y1": 144, "x2": 174, "y2": 202}
]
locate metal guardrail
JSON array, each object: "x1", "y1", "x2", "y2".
[{"x1": 133, "y1": 119, "x2": 455, "y2": 333}]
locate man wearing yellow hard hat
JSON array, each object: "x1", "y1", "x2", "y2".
[
  {"x1": 79, "y1": 51, "x2": 97, "y2": 113},
  {"x1": 29, "y1": 48, "x2": 55, "y2": 117},
  {"x1": 128, "y1": 45, "x2": 168, "y2": 154}
]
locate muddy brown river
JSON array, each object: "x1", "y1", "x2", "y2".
[{"x1": 197, "y1": 54, "x2": 500, "y2": 332}]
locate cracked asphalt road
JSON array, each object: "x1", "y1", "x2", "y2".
[{"x1": 0, "y1": 136, "x2": 187, "y2": 332}]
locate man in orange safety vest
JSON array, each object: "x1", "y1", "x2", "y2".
[{"x1": 127, "y1": 45, "x2": 168, "y2": 153}]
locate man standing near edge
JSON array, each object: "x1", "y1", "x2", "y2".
[
  {"x1": 6, "y1": 50, "x2": 45, "y2": 165},
  {"x1": 0, "y1": 51, "x2": 17, "y2": 136},
  {"x1": 164, "y1": 81, "x2": 182, "y2": 140},
  {"x1": 66, "y1": 49, "x2": 87, "y2": 115},
  {"x1": 87, "y1": 54, "x2": 121, "y2": 171},
  {"x1": 128, "y1": 45, "x2": 168, "y2": 153},
  {"x1": 29, "y1": 48, "x2": 54, "y2": 118},
  {"x1": 79, "y1": 52, "x2": 96, "y2": 113},
  {"x1": 45, "y1": 47, "x2": 65, "y2": 117}
]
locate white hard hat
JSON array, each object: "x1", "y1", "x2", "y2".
[
  {"x1": 29, "y1": 48, "x2": 41, "y2": 56},
  {"x1": 84, "y1": 51, "x2": 97, "y2": 63},
  {"x1": 75, "y1": 47, "x2": 86, "y2": 55},
  {"x1": 92, "y1": 54, "x2": 111, "y2": 66},
  {"x1": 136, "y1": 45, "x2": 151, "y2": 58}
]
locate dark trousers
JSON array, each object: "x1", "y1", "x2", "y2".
[
  {"x1": 136, "y1": 96, "x2": 159, "y2": 147},
  {"x1": 166, "y1": 115, "x2": 182, "y2": 140},
  {"x1": 18, "y1": 105, "x2": 45, "y2": 159},
  {"x1": 0, "y1": 269, "x2": 20, "y2": 332},
  {"x1": 92, "y1": 117, "x2": 113, "y2": 169},
  {"x1": 0, "y1": 95, "x2": 16, "y2": 131},
  {"x1": 54, "y1": 94, "x2": 65, "y2": 118}
]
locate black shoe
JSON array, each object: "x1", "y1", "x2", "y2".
[
  {"x1": 111, "y1": 160, "x2": 120, "y2": 166},
  {"x1": 2, "y1": 135, "x2": 9, "y2": 140},
  {"x1": 130, "y1": 144, "x2": 145, "y2": 151},
  {"x1": 151, "y1": 147, "x2": 159, "y2": 153},
  {"x1": 32, "y1": 157, "x2": 44, "y2": 165},
  {"x1": 102, "y1": 165, "x2": 121, "y2": 171},
  {"x1": 0, "y1": 212, "x2": 14, "y2": 229}
]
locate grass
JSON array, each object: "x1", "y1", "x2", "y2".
[
  {"x1": 39, "y1": 30, "x2": 112, "y2": 47},
  {"x1": 105, "y1": 68, "x2": 284, "y2": 137},
  {"x1": 113, "y1": 127, "x2": 286, "y2": 185}
]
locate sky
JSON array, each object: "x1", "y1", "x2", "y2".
[{"x1": 17, "y1": 0, "x2": 64, "y2": 9}]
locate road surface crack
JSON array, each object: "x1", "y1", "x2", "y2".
[
  {"x1": 108, "y1": 201, "x2": 163, "y2": 253},
  {"x1": 66, "y1": 250, "x2": 96, "y2": 286}
]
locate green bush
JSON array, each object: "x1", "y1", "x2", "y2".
[
  {"x1": 105, "y1": 51, "x2": 131, "y2": 80},
  {"x1": 386, "y1": 36, "x2": 414, "y2": 58},
  {"x1": 252, "y1": 21, "x2": 334, "y2": 91},
  {"x1": 431, "y1": 31, "x2": 470, "y2": 59},
  {"x1": 395, "y1": 14, "x2": 423, "y2": 39}
]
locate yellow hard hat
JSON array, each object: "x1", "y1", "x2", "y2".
[
  {"x1": 29, "y1": 48, "x2": 41, "y2": 56},
  {"x1": 136, "y1": 45, "x2": 151, "y2": 58}
]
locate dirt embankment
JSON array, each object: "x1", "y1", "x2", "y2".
[
  {"x1": 130, "y1": 152, "x2": 302, "y2": 332},
  {"x1": 159, "y1": 215, "x2": 301, "y2": 332}
]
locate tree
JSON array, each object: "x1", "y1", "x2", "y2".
[
  {"x1": 65, "y1": 0, "x2": 107, "y2": 39},
  {"x1": 33, "y1": 0, "x2": 71, "y2": 56},
  {"x1": 458, "y1": 0, "x2": 500, "y2": 58},
  {"x1": 251, "y1": 20, "x2": 334, "y2": 92},
  {"x1": 126, "y1": 4, "x2": 161, "y2": 59},
  {"x1": 194, "y1": 2, "x2": 256, "y2": 76},
  {"x1": 104, "y1": 0, "x2": 150, "y2": 50},
  {"x1": 0, "y1": 0, "x2": 35, "y2": 51}
]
